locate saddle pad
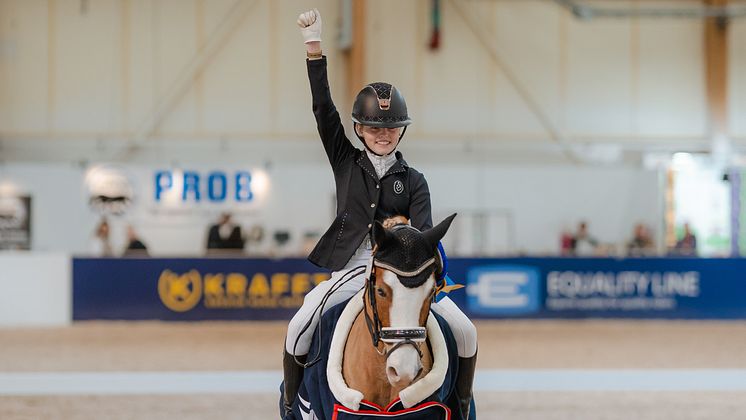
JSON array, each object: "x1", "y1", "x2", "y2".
[{"x1": 333, "y1": 400, "x2": 450, "y2": 420}]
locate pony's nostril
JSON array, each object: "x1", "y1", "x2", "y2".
[{"x1": 387, "y1": 366, "x2": 399, "y2": 380}]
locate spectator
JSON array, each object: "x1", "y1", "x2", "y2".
[
  {"x1": 571, "y1": 221, "x2": 598, "y2": 256},
  {"x1": 206, "y1": 212, "x2": 245, "y2": 252},
  {"x1": 627, "y1": 223, "x2": 655, "y2": 256},
  {"x1": 123, "y1": 225, "x2": 149, "y2": 256},
  {"x1": 673, "y1": 222, "x2": 697, "y2": 256},
  {"x1": 90, "y1": 218, "x2": 114, "y2": 257},
  {"x1": 559, "y1": 226, "x2": 574, "y2": 256}
]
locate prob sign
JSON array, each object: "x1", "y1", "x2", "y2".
[{"x1": 155, "y1": 170, "x2": 254, "y2": 202}]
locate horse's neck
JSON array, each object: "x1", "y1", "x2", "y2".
[
  {"x1": 342, "y1": 312, "x2": 433, "y2": 408},
  {"x1": 342, "y1": 313, "x2": 391, "y2": 405}
]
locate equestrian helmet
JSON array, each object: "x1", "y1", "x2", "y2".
[{"x1": 351, "y1": 82, "x2": 412, "y2": 128}]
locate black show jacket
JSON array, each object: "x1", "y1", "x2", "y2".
[{"x1": 306, "y1": 57, "x2": 433, "y2": 271}]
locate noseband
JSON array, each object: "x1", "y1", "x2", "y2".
[{"x1": 362, "y1": 263, "x2": 436, "y2": 359}]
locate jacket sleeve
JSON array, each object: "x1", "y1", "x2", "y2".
[
  {"x1": 307, "y1": 57, "x2": 356, "y2": 168},
  {"x1": 409, "y1": 171, "x2": 433, "y2": 231}
]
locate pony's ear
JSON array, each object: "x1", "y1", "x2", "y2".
[
  {"x1": 423, "y1": 213, "x2": 457, "y2": 249},
  {"x1": 372, "y1": 220, "x2": 391, "y2": 250}
]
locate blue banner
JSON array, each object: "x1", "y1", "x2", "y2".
[
  {"x1": 73, "y1": 258, "x2": 330, "y2": 320},
  {"x1": 448, "y1": 258, "x2": 746, "y2": 319},
  {"x1": 73, "y1": 257, "x2": 746, "y2": 320}
]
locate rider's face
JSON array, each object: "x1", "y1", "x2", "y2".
[{"x1": 357, "y1": 125, "x2": 401, "y2": 156}]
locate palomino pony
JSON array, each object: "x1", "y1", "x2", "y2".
[
  {"x1": 325, "y1": 214, "x2": 458, "y2": 416},
  {"x1": 282, "y1": 214, "x2": 465, "y2": 420}
]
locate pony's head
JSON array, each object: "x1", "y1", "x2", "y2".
[{"x1": 366, "y1": 214, "x2": 456, "y2": 389}]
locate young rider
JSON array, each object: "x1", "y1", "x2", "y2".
[{"x1": 283, "y1": 9, "x2": 477, "y2": 418}]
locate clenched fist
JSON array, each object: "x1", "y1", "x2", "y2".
[{"x1": 297, "y1": 8, "x2": 322, "y2": 44}]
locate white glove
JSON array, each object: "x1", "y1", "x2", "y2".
[{"x1": 297, "y1": 8, "x2": 322, "y2": 43}]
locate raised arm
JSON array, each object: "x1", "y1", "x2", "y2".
[{"x1": 298, "y1": 9, "x2": 355, "y2": 167}]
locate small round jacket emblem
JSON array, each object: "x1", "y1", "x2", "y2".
[{"x1": 393, "y1": 180, "x2": 404, "y2": 194}]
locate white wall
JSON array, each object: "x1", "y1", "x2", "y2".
[
  {"x1": 0, "y1": 160, "x2": 661, "y2": 256},
  {"x1": 0, "y1": 253, "x2": 71, "y2": 326},
  {"x1": 423, "y1": 163, "x2": 661, "y2": 255},
  {"x1": 0, "y1": 163, "x2": 91, "y2": 253},
  {"x1": 0, "y1": 0, "x2": 708, "y2": 256}
]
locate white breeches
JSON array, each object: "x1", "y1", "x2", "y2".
[
  {"x1": 285, "y1": 249, "x2": 371, "y2": 355},
  {"x1": 430, "y1": 296, "x2": 478, "y2": 358}
]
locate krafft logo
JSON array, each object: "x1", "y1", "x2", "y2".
[
  {"x1": 158, "y1": 270, "x2": 202, "y2": 312},
  {"x1": 157, "y1": 269, "x2": 330, "y2": 313},
  {"x1": 466, "y1": 265, "x2": 540, "y2": 315}
]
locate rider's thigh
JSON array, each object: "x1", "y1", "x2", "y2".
[
  {"x1": 286, "y1": 268, "x2": 366, "y2": 354},
  {"x1": 431, "y1": 296, "x2": 477, "y2": 358}
]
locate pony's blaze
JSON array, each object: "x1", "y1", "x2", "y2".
[{"x1": 381, "y1": 270, "x2": 434, "y2": 388}]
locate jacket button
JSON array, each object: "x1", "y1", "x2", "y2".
[
  {"x1": 376, "y1": 184, "x2": 380, "y2": 189},
  {"x1": 370, "y1": 203, "x2": 376, "y2": 208},
  {"x1": 367, "y1": 224, "x2": 372, "y2": 229}
]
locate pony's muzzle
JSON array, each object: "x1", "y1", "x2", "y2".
[{"x1": 385, "y1": 343, "x2": 423, "y2": 388}]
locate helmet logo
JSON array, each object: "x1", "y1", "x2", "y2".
[
  {"x1": 393, "y1": 180, "x2": 405, "y2": 194},
  {"x1": 378, "y1": 98, "x2": 390, "y2": 110}
]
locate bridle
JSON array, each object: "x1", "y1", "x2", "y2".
[{"x1": 362, "y1": 256, "x2": 439, "y2": 360}]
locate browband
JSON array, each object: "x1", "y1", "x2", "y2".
[{"x1": 373, "y1": 258, "x2": 436, "y2": 278}]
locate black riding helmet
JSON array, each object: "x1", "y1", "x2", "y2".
[{"x1": 352, "y1": 82, "x2": 411, "y2": 154}]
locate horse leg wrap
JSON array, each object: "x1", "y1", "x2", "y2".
[
  {"x1": 455, "y1": 351, "x2": 477, "y2": 419},
  {"x1": 282, "y1": 350, "x2": 306, "y2": 416}
]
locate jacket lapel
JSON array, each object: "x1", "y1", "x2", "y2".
[
  {"x1": 384, "y1": 151, "x2": 408, "y2": 178},
  {"x1": 356, "y1": 150, "x2": 380, "y2": 181},
  {"x1": 356, "y1": 150, "x2": 409, "y2": 180}
]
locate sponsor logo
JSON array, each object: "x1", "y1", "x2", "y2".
[
  {"x1": 157, "y1": 269, "x2": 330, "y2": 312},
  {"x1": 466, "y1": 265, "x2": 540, "y2": 315},
  {"x1": 154, "y1": 170, "x2": 254, "y2": 203},
  {"x1": 158, "y1": 270, "x2": 202, "y2": 312},
  {"x1": 545, "y1": 270, "x2": 700, "y2": 311}
]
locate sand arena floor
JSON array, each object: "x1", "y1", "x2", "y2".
[{"x1": 1, "y1": 319, "x2": 746, "y2": 419}]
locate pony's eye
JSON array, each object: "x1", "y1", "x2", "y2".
[{"x1": 377, "y1": 288, "x2": 387, "y2": 298}]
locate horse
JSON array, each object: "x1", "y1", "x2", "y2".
[
  {"x1": 282, "y1": 214, "x2": 466, "y2": 420},
  {"x1": 325, "y1": 214, "x2": 457, "y2": 414}
]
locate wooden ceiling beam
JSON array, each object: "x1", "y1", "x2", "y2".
[
  {"x1": 346, "y1": 0, "x2": 366, "y2": 106},
  {"x1": 704, "y1": 0, "x2": 729, "y2": 149}
]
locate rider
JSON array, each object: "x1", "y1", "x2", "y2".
[{"x1": 283, "y1": 8, "x2": 477, "y2": 419}]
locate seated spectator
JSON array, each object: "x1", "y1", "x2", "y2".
[
  {"x1": 206, "y1": 212, "x2": 245, "y2": 253},
  {"x1": 123, "y1": 225, "x2": 149, "y2": 257},
  {"x1": 571, "y1": 221, "x2": 598, "y2": 256},
  {"x1": 559, "y1": 226, "x2": 574, "y2": 256},
  {"x1": 673, "y1": 222, "x2": 697, "y2": 256},
  {"x1": 627, "y1": 223, "x2": 655, "y2": 256},
  {"x1": 90, "y1": 218, "x2": 113, "y2": 257}
]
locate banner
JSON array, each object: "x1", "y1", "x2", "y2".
[
  {"x1": 450, "y1": 258, "x2": 746, "y2": 319},
  {"x1": 73, "y1": 257, "x2": 746, "y2": 320},
  {"x1": 73, "y1": 258, "x2": 329, "y2": 320},
  {"x1": 0, "y1": 196, "x2": 31, "y2": 250}
]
